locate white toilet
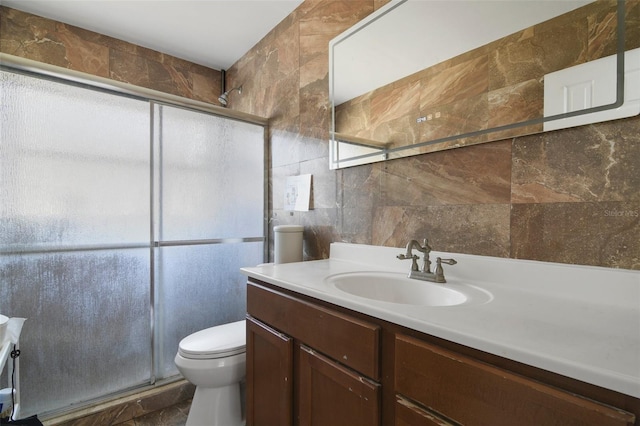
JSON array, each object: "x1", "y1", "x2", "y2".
[{"x1": 175, "y1": 319, "x2": 246, "y2": 426}]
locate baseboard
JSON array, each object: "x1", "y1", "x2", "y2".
[{"x1": 41, "y1": 379, "x2": 195, "y2": 426}]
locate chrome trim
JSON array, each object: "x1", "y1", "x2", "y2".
[
  {"x1": 149, "y1": 102, "x2": 157, "y2": 385},
  {"x1": 0, "y1": 243, "x2": 153, "y2": 256},
  {"x1": 155, "y1": 237, "x2": 265, "y2": 247},
  {"x1": 0, "y1": 53, "x2": 268, "y2": 126}
]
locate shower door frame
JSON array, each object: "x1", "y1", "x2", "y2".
[{"x1": 0, "y1": 53, "x2": 269, "y2": 415}]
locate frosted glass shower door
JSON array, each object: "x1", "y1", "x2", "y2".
[
  {"x1": 153, "y1": 104, "x2": 265, "y2": 377},
  {"x1": 0, "y1": 71, "x2": 152, "y2": 416}
]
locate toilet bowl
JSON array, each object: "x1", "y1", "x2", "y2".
[{"x1": 175, "y1": 319, "x2": 246, "y2": 426}]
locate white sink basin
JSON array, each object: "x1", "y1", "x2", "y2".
[{"x1": 324, "y1": 271, "x2": 491, "y2": 306}]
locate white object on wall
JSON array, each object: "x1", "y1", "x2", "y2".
[
  {"x1": 544, "y1": 48, "x2": 640, "y2": 131},
  {"x1": 284, "y1": 174, "x2": 312, "y2": 211}
]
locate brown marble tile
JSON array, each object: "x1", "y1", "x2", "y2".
[
  {"x1": 229, "y1": 24, "x2": 300, "y2": 119},
  {"x1": 488, "y1": 78, "x2": 543, "y2": 128},
  {"x1": 54, "y1": 25, "x2": 110, "y2": 77},
  {"x1": 299, "y1": 70, "x2": 331, "y2": 141},
  {"x1": 299, "y1": 208, "x2": 341, "y2": 260},
  {"x1": 588, "y1": 1, "x2": 621, "y2": 60},
  {"x1": 48, "y1": 382, "x2": 195, "y2": 426},
  {"x1": 1, "y1": 6, "x2": 223, "y2": 105},
  {"x1": 336, "y1": 162, "x2": 381, "y2": 244},
  {"x1": 191, "y1": 71, "x2": 221, "y2": 105},
  {"x1": 586, "y1": 0, "x2": 640, "y2": 60},
  {"x1": 335, "y1": 97, "x2": 372, "y2": 136},
  {"x1": 418, "y1": 92, "x2": 489, "y2": 145},
  {"x1": 0, "y1": 7, "x2": 109, "y2": 76},
  {"x1": 298, "y1": 2, "x2": 372, "y2": 142},
  {"x1": 420, "y1": 55, "x2": 488, "y2": 110},
  {"x1": 511, "y1": 201, "x2": 639, "y2": 269},
  {"x1": 489, "y1": 15, "x2": 587, "y2": 90},
  {"x1": 381, "y1": 140, "x2": 512, "y2": 206},
  {"x1": 372, "y1": 114, "x2": 420, "y2": 148},
  {"x1": 374, "y1": 0, "x2": 392, "y2": 12},
  {"x1": 271, "y1": 129, "x2": 328, "y2": 170},
  {"x1": 372, "y1": 204, "x2": 511, "y2": 257},
  {"x1": 128, "y1": 399, "x2": 190, "y2": 426},
  {"x1": 624, "y1": 0, "x2": 640, "y2": 51},
  {"x1": 339, "y1": 162, "x2": 380, "y2": 208},
  {"x1": 387, "y1": 136, "x2": 488, "y2": 158},
  {"x1": 109, "y1": 49, "x2": 192, "y2": 98},
  {"x1": 299, "y1": 0, "x2": 373, "y2": 67},
  {"x1": 300, "y1": 156, "x2": 337, "y2": 210},
  {"x1": 227, "y1": 15, "x2": 299, "y2": 119},
  {"x1": 337, "y1": 207, "x2": 375, "y2": 245},
  {"x1": 512, "y1": 116, "x2": 640, "y2": 204},
  {"x1": 371, "y1": 79, "x2": 421, "y2": 129}
]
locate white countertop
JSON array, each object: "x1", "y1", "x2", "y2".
[{"x1": 241, "y1": 243, "x2": 640, "y2": 398}]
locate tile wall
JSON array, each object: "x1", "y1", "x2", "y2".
[
  {"x1": 0, "y1": 6, "x2": 222, "y2": 104},
  {"x1": 224, "y1": 0, "x2": 639, "y2": 270},
  {"x1": 1, "y1": 1, "x2": 638, "y2": 271}
]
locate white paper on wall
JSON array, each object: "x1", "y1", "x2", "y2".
[{"x1": 285, "y1": 174, "x2": 312, "y2": 211}]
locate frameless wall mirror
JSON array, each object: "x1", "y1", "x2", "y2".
[{"x1": 329, "y1": 0, "x2": 640, "y2": 169}]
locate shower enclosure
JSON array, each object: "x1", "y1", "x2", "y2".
[{"x1": 0, "y1": 64, "x2": 266, "y2": 417}]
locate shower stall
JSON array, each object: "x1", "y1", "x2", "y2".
[{"x1": 0, "y1": 60, "x2": 267, "y2": 417}]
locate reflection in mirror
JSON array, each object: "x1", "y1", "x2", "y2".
[{"x1": 330, "y1": 0, "x2": 640, "y2": 169}]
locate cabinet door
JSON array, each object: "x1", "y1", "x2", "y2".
[
  {"x1": 395, "y1": 396, "x2": 455, "y2": 426},
  {"x1": 395, "y1": 334, "x2": 636, "y2": 426},
  {"x1": 246, "y1": 317, "x2": 293, "y2": 426},
  {"x1": 298, "y1": 345, "x2": 380, "y2": 426}
]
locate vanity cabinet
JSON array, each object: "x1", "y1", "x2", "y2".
[
  {"x1": 246, "y1": 281, "x2": 381, "y2": 426},
  {"x1": 395, "y1": 396, "x2": 455, "y2": 426},
  {"x1": 246, "y1": 279, "x2": 638, "y2": 426}
]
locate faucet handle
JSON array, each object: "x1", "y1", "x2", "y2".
[
  {"x1": 397, "y1": 253, "x2": 420, "y2": 271},
  {"x1": 434, "y1": 257, "x2": 457, "y2": 283}
]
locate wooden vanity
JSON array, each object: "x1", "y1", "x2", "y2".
[{"x1": 246, "y1": 280, "x2": 639, "y2": 425}]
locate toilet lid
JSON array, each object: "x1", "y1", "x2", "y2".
[{"x1": 178, "y1": 320, "x2": 246, "y2": 359}]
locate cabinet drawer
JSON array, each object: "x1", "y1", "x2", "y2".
[
  {"x1": 247, "y1": 281, "x2": 380, "y2": 380},
  {"x1": 395, "y1": 334, "x2": 635, "y2": 426}
]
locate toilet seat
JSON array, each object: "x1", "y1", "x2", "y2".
[{"x1": 178, "y1": 320, "x2": 246, "y2": 360}]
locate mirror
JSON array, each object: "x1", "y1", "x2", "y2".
[{"x1": 329, "y1": 0, "x2": 639, "y2": 169}]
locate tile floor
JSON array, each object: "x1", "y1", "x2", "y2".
[{"x1": 119, "y1": 400, "x2": 191, "y2": 426}]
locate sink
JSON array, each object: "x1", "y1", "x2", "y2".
[{"x1": 324, "y1": 272, "x2": 491, "y2": 306}]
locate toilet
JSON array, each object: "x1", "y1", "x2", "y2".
[{"x1": 175, "y1": 319, "x2": 246, "y2": 426}]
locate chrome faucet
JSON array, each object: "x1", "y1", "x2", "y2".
[
  {"x1": 397, "y1": 239, "x2": 456, "y2": 283},
  {"x1": 397, "y1": 239, "x2": 432, "y2": 272}
]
